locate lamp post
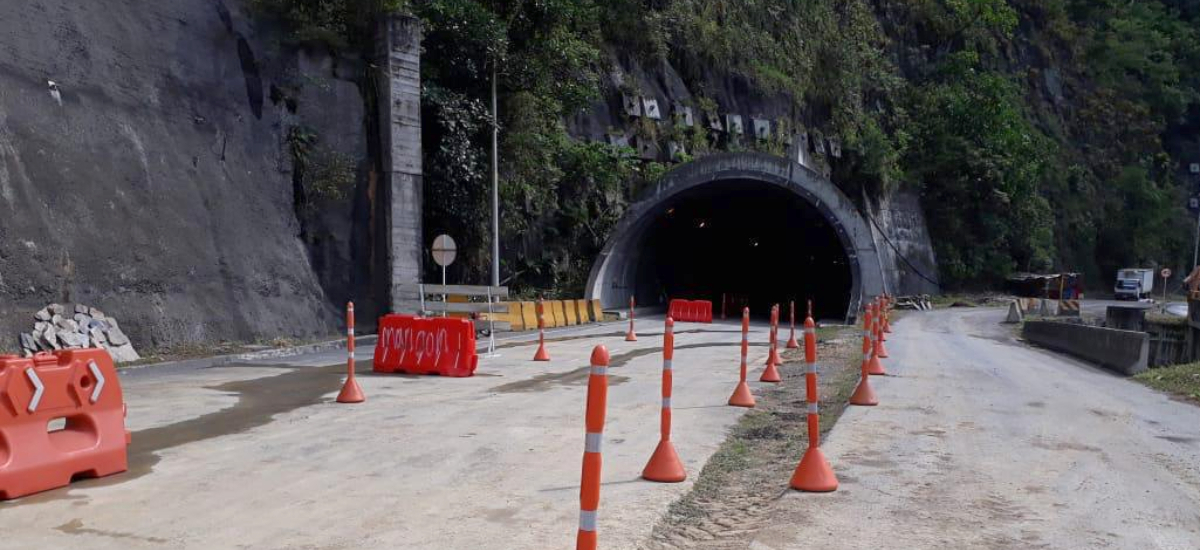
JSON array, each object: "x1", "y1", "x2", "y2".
[{"x1": 490, "y1": 66, "x2": 500, "y2": 287}]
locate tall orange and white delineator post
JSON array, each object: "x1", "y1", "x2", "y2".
[
  {"x1": 336, "y1": 301, "x2": 365, "y2": 404},
  {"x1": 786, "y1": 300, "x2": 800, "y2": 349},
  {"x1": 642, "y1": 317, "x2": 686, "y2": 482},
  {"x1": 533, "y1": 298, "x2": 551, "y2": 361},
  {"x1": 790, "y1": 300, "x2": 838, "y2": 491},
  {"x1": 728, "y1": 307, "x2": 756, "y2": 408},
  {"x1": 873, "y1": 298, "x2": 890, "y2": 359},
  {"x1": 867, "y1": 302, "x2": 888, "y2": 375},
  {"x1": 882, "y1": 294, "x2": 893, "y2": 334},
  {"x1": 760, "y1": 305, "x2": 782, "y2": 383},
  {"x1": 625, "y1": 296, "x2": 638, "y2": 342},
  {"x1": 576, "y1": 346, "x2": 609, "y2": 550},
  {"x1": 849, "y1": 305, "x2": 879, "y2": 406}
]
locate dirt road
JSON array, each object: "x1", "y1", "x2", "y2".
[{"x1": 751, "y1": 307, "x2": 1200, "y2": 550}]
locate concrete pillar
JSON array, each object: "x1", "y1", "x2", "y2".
[{"x1": 378, "y1": 15, "x2": 423, "y2": 312}]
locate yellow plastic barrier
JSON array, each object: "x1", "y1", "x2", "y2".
[
  {"x1": 547, "y1": 301, "x2": 562, "y2": 327},
  {"x1": 564, "y1": 300, "x2": 579, "y2": 326},
  {"x1": 575, "y1": 299, "x2": 591, "y2": 323},
  {"x1": 520, "y1": 301, "x2": 537, "y2": 331},
  {"x1": 554, "y1": 301, "x2": 569, "y2": 327},
  {"x1": 473, "y1": 302, "x2": 522, "y2": 331},
  {"x1": 590, "y1": 299, "x2": 604, "y2": 322},
  {"x1": 504, "y1": 301, "x2": 525, "y2": 331},
  {"x1": 447, "y1": 294, "x2": 470, "y2": 319}
]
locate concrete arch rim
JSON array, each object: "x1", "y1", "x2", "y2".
[{"x1": 585, "y1": 152, "x2": 883, "y2": 321}]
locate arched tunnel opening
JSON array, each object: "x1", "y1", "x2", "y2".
[{"x1": 629, "y1": 179, "x2": 854, "y2": 321}]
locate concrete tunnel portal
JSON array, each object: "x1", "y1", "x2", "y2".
[{"x1": 586, "y1": 153, "x2": 886, "y2": 322}]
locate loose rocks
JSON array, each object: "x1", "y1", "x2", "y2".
[{"x1": 18, "y1": 303, "x2": 140, "y2": 363}]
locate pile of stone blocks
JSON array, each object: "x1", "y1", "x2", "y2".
[{"x1": 18, "y1": 303, "x2": 141, "y2": 363}]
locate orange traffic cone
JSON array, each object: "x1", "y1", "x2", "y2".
[
  {"x1": 849, "y1": 375, "x2": 878, "y2": 406},
  {"x1": 643, "y1": 318, "x2": 686, "y2": 483},
  {"x1": 791, "y1": 445, "x2": 839, "y2": 491},
  {"x1": 643, "y1": 440, "x2": 686, "y2": 482},
  {"x1": 533, "y1": 299, "x2": 551, "y2": 361},
  {"x1": 533, "y1": 344, "x2": 550, "y2": 361},
  {"x1": 760, "y1": 359, "x2": 782, "y2": 383},
  {"x1": 336, "y1": 374, "x2": 365, "y2": 404},
  {"x1": 850, "y1": 306, "x2": 879, "y2": 406},
  {"x1": 625, "y1": 296, "x2": 638, "y2": 342},
  {"x1": 336, "y1": 302, "x2": 365, "y2": 404},
  {"x1": 728, "y1": 381, "x2": 755, "y2": 407}
]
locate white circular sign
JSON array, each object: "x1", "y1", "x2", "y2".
[
  {"x1": 1161, "y1": 268, "x2": 1172, "y2": 279},
  {"x1": 432, "y1": 234, "x2": 457, "y2": 267}
]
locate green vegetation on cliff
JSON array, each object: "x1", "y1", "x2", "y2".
[{"x1": 253, "y1": 0, "x2": 1200, "y2": 293}]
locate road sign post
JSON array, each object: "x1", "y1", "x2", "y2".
[
  {"x1": 1161, "y1": 268, "x2": 1172, "y2": 304},
  {"x1": 432, "y1": 235, "x2": 457, "y2": 318}
]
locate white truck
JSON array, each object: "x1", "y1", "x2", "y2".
[{"x1": 1114, "y1": 268, "x2": 1154, "y2": 300}]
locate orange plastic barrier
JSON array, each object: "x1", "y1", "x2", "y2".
[
  {"x1": 667, "y1": 299, "x2": 713, "y2": 323},
  {"x1": 374, "y1": 315, "x2": 478, "y2": 377},
  {"x1": 1, "y1": 349, "x2": 130, "y2": 500}
]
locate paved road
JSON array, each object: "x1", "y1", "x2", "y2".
[
  {"x1": 752, "y1": 307, "x2": 1200, "y2": 550},
  {"x1": 0, "y1": 317, "x2": 768, "y2": 549}
]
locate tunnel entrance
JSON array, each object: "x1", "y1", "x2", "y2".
[
  {"x1": 637, "y1": 180, "x2": 853, "y2": 320},
  {"x1": 588, "y1": 153, "x2": 887, "y2": 323}
]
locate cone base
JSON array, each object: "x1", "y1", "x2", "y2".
[
  {"x1": 533, "y1": 345, "x2": 551, "y2": 361},
  {"x1": 642, "y1": 440, "x2": 687, "y2": 483},
  {"x1": 336, "y1": 378, "x2": 365, "y2": 404},
  {"x1": 876, "y1": 344, "x2": 890, "y2": 358},
  {"x1": 790, "y1": 447, "x2": 838, "y2": 492},
  {"x1": 625, "y1": 332, "x2": 638, "y2": 342},
  {"x1": 849, "y1": 378, "x2": 878, "y2": 406},
  {"x1": 759, "y1": 364, "x2": 782, "y2": 383},
  {"x1": 727, "y1": 381, "x2": 756, "y2": 408},
  {"x1": 867, "y1": 357, "x2": 887, "y2": 376},
  {"x1": 786, "y1": 338, "x2": 799, "y2": 349}
]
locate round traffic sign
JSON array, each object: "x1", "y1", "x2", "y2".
[
  {"x1": 1161, "y1": 267, "x2": 1172, "y2": 279},
  {"x1": 432, "y1": 234, "x2": 457, "y2": 267}
]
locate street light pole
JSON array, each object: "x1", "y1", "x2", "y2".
[{"x1": 491, "y1": 66, "x2": 500, "y2": 287}]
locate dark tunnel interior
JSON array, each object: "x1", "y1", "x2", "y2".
[{"x1": 636, "y1": 180, "x2": 853, "y2": 321}]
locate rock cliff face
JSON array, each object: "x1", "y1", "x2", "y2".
[
  {"x1": 0, "y1": 0, "x2": 379, "y2": 350},
  {"x1": 0, "y1": 0, "x2": 941, "y2": 352}
]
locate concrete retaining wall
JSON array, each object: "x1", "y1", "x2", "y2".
[{"x1": 1022, "y1": 321, "x2": 1149, "y2": 375}]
